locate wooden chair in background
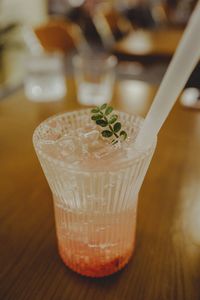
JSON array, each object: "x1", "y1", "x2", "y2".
[{"x1": 35, "y1": 19, "x2": 89, "y2": 54}]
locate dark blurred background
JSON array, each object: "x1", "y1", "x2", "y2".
[{"x1": 0, "y1": 0, "x2": 199, "y2": 100}]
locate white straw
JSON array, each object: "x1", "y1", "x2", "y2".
[{"x1": 135, "y1": 1, "x2": 200, "y2": 149}]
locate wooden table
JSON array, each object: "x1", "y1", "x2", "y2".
[
  {"x1": 1, "y1": 79, "x2": 200, "y2": 300},
  {"x1": 113, "y1": 29, "x2": 183, "y2": 62}
]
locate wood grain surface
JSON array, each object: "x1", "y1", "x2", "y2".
[{"x1": 0, "y1": 79, "x2": 200, "y2": 300}]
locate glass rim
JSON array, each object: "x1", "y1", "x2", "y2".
[
  {"x1": 33, "y1": 109, "x2": 157, "y2": 173},
  {"x1": 25, "y1": 51, "x2": 64, "y2": 70},
  {"x1": 72, "y1": 54, "x2": 118, "y2": 70}
]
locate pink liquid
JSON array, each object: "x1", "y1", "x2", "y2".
[{"x1": 54, "y1": 198, "x2": 137, "y2": 277}]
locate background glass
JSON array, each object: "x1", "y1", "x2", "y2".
[
  {"x1": 73, "y1": 54, "x2": 117, "y2": 106},
  {"x1": 24, "y1": 52, "x2": 66, "y2": 102}
]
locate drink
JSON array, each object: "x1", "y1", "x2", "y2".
[
  {"x1": 25, "y1": 73, "x2": 66, "y2": 101},
  {"x1": 33, "y1": 110, "x2": 156, "y2": 277},
  {"x1": 24, "y1": 53, "x2": 66, "y2": 102},
  {"x1": 54, "y1": 202, "x2": 137, "y2": 277},
  {"x1": 73, "y1": 54, "x2": 117, "y2": 106},
  {"x1": 77, "y1": 82, "x2": 113, "y2": 106}
]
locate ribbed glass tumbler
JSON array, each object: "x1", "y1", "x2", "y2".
[{"x1": 33, "y1": 109, "x2": 156, "y2": 277}]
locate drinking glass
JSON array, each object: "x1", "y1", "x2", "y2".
[
  {"x1": 73, "y1": 54, "x2": 117, "y2": 106},
  {"x1": 33, "y1": 109, "x2": 156, "y2": 277},
  {"x1": 24, "y1": 52, "x2": 66, "y2": 102}
]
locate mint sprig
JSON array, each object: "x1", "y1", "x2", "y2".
[{"x1": 91, "y1": 103, "x2": 128, "y2": 144}]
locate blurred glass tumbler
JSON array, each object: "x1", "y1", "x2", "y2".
[
  {"x1": 73, "y1": 54, "x2": 117, "y2": 106},
  {"x1": 24, "y1": 53, "x2": 66, "y2": 102},
  {"x1": 33, "y1": 109, "x2": 156, "y2": 277}
]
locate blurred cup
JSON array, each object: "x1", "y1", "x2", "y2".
[
  {"x1": 24, "y1": 52, "x2": 66, "y2": 102},
  {"x1": 73, "y1": 53, "x2": 117, "y2": 106}
]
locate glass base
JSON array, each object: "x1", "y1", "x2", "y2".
[
  {"x1": 58, "y1": 244, "x2": 134, "y2": 277},
  {"x1": 54, "y1": 203, "x2": 137, "y2": 278}
]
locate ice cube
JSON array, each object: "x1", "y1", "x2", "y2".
[
  {"x1": 57, "y1": 135, "x2": 75, "y2": 149},
  {"x1": 39, "y1": 139, "x2": 57, "y2": 145},
  {"x1": 76, "y1": 127, "x2": 85, "y2": 137},
  {"x1": 43, "y1": 124, "x2": 62, "y2": 141},
  {"x1": 38, "y1": 139, "x2": 63, "y2": 161},
  {"x1": 83, "y1": 130, "x2": 99, "y2": 143},
  {"x1": 56, "y1": 135, "x2": 76, "y2": 156},
  {"x1": 75, "y1": 129, "x2": 101, "y2": 158},
  {"x1": 84, "y1": 123, "x2": 97, "y2": 131},
  {"x1": 113, "y1": 140, "x2": 122, "y2": 149},
  {"x1": 80, "y1": 143, "x2": 90, "y2": 158},
  {"x1": 38, "y1": 139, "x2": 56, "y2": 159},
  {"x1": 93, "y1": 144, "x2": 114, "y2": 159}
]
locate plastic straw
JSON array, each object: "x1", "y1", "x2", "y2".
[{"x1": 135, "y1": 1, "x2": 200, "y2": 149}]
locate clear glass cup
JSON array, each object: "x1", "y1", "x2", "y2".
[
  {"x1": 33, "y1": 109, "x2": 156, "y2": 277},
  {"x1": 73, "y1": 54, "x2": 117, "y2": 106},
  {"x1": 24, "y1": 52, "x2": 66, "y2": 102}
]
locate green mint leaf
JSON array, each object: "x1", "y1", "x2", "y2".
[
  {"x1": 113, "y1": 122, "x2": 121, "y2": 132},
  {"x1": 100, "y1": 103, "x2": 107, "y2": 110},
  {"x1": 120, "y1": 130, "x2": 127, "y2": 140},
  {"x1": 101, "y1": 130, "x2": 113, "y2": 137},
  {"x1": 91, "y1": 114, "x2": 103, "y2": 121},
  {"x1": 90, "y1": 105, "x2": 127, "y2": 145},
  {"x1": 112, "y1": 140, "x2": 118, "y2": 145},
  {"x1": 96, "y1": 119, "x2": 108, "y2": 127},
  {"x1": 109, "y1": 115, "x2": 118, "y2": 124},
  {"x1": 105, "y1": 106, "x2": 113, "y2": 115},
  {"x1": 91, "y1": 108, "x2": 100, "y2": 113}
]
